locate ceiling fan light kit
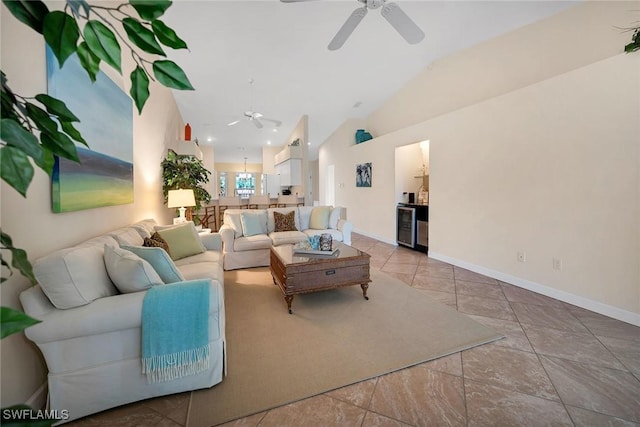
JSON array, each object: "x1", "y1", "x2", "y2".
[
  {"x1": 281, "y1": 0, "x2": 425, "y2": 50},
  {"x1": 227, "y1": 79, "x2": 282, "y2": 129}
]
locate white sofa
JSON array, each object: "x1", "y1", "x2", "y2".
[
  {"x1": 219, "y1": 206, "x2": 353, "y2": 270},
  {"x1": 19, "y1": 219, "x2": 225, "y2": 424}
]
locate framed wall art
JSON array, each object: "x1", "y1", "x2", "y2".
[
  {"x1": 356, "y1": 162, "x2": 372, "y2": 187},
  {"x1": 47, "y1": 46, "x2": 134, "y2": 212}
]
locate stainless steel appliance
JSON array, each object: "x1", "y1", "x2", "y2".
[
  {"x1": 396, "y1": 203, "x2": 428, "y2": 252},
  {"x1": 396, "y1": 206, "x2": 415, "y2": 248}
]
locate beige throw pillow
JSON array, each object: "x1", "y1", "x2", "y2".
[
  {"x1": 104, "y1": 244, "x2": 163, "y2": 293},
  {"x1": 309, "y1": 206, "x2": 331, "y2": 230}
]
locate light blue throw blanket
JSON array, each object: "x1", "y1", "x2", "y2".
[{"x1": 142, "y1": 279, "x2": 210, "y2": 383}]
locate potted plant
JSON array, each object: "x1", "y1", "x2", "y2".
[{"x1": 161, "y1": 148, "x2": 212, "y2": 224}]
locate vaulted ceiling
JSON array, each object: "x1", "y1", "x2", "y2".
[{"x1": 163, "y1": 1, "x2": 576, "y2": 164}]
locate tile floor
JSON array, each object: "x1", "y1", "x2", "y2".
[{"x1": 69, "y1": 233, "x2": 640, "y2": 426}]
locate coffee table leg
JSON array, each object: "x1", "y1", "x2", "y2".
[
  {"x1": 284, "y1": 295, "x2": 294, "y2": 314},
  {"x1": 361, "y1": 283, "x2": 369, "y2": 300}
]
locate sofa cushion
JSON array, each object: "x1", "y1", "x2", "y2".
[
  {"x1": 240, "y1": 210, "x2": 268, "y2": 236},
  {"x1": 109, "y1": 227, "x2": 145, "y2": 246},
  {"x1": 173, "y1": 250, "x2": 221, "y2": 266},
  {"x1": 104, "y1": 245, "x2": 163, "y2": 293},
  {"x1": 132, "y1": 218, "x2": 157, "y2": 237},
  {"x1": 269, "y1": 231, "x2": 308, "y2": 246},
  {"x1": 34, "y1": 245, "x2": 119, "y2": 309},
  {"x1": 178, "y1": 261, "x2": 222, "y2": 282},
  {"x1": 77, "y1": 235, "x2": 119, "y2": 249},
  {"x1": 224, "y1": 211, "x2": 244, "y2": 238},
  {"x1": 156, "y1": 222, "x2": 206, "y2": 261},
  {"x1": 267, "y1": 208, "x2": 300, "y2": 233},
  {"x1": 309, "y1": 206, "x2": 331, "y2": 230},
  {"x1": 298, "y1": 206, "x2": 313, "y2": 230},
  {"x1": 274, "y1": 211, "x2": 297, "y2": 232},
  {"x1": 329, "y1": 207, "x2": 343, "y2": 229},
  {"x1": 234, "y1": 234, "x2": 273, "y2": 251},
  {"x1": 121, "y1": 245, "x2": 185, "y2": 284}
]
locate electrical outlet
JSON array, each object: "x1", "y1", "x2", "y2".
[
  {"x1": 553, "y1": 258, "x2": 562, "y2": 271},
  {"x1": 517, "y1": 251, "x2": 526, "y2": 263}
]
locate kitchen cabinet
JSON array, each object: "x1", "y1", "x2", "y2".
[
  {"x1": 275, "y1": 159, "x2": 302, "y2": 186},
  {"x1": 263, "y1": 174, "x2": 281, "y2": 196}
]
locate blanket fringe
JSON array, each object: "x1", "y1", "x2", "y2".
[{"x1": 142, "y1": 343, "x2": 211, "y2": 383}]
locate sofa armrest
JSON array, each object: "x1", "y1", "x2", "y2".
[
  {"x1": 22, "y1": 279, "x2": 223, "y2": 344},
  {"x1": 200, "y1": 232, "x2": 222, "y2": 251},
  {"x1": 337, "y1": 219, "x2": 353, "y2": 246},
  {"x1": 219, "y1": 225, "x2": 236, "y2": 253}
]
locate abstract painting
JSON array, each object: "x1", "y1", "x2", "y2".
[
  {"x1": 356, "y1": 162, "x2": 372, "y2": 187},
  {"x1": 47, "y1": 46, "x2": 133, "y2": 212}
]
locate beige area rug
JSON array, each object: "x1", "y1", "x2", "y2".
[{"x1": 187, "y1": 267, "x2": 502, "y2": 427}]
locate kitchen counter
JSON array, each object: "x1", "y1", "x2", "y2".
[{"x1": 397, "y1": 202, "x2": 429, "y2": 207}]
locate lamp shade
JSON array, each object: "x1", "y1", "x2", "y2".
[{"x1": 167, "y1": 189, "x2": 196, "y2": 208}]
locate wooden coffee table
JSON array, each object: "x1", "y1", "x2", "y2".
[{"x1": 270, "y1": 242, "x2": 371, "y2": 314}]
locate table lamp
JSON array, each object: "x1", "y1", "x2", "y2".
[{"x1": 167, "y1": 189, "x2": 196, "y2": 224}]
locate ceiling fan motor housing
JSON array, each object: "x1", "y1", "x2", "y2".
[{"x1": 363, "y1": 0, "x2": 385, "y2": 9}]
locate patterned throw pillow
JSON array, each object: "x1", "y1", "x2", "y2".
[
  {"x1": 144, "y1": 232, "x2": 170, "y2": 254},
  {"x1": 274, "y1": 211, "x2": 297, "y2": 232}
]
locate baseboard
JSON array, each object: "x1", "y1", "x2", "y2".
[
  {"x1": 429, "y1": 251, "x2": 640, "y2": 327},
  {"x1": 353, "y1": 229, "x2": 397, "y2": 246},
  {"x1": 25, "y1": 382, "x2": 48, "y2": 410}
]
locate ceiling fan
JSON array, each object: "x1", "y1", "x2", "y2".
[
  {"x1": 281, "y1": 0, "x2": 425, "y2": 50},
  {"x1": 227, "y1": 79, "x2": 282, "y2": 129}
]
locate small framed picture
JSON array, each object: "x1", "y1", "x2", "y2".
[{"x1": 356, "y1": 163, "x2": 372, "y2": 187}]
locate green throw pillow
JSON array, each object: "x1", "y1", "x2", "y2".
[
  {"x1": 309, "y1": 206, "x2": 331, "y2": 230},
  {"x1": 156, "y1": 222, "x2": 206, "y2": 261},
  {"x1": 121, "y1": 245, "x2": 185, "y2": 284}
]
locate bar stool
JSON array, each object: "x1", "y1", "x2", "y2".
[
  {"x1": 277, "y1": 194, "x2": 301, "y2": 208},
  {"x1": 218, "y1": 196, "x2": 243, "y2": 225},
  {"x1": 199, "y1": 205, "x2": 218, "y2": 231},
  {"x1": 248, "y1": 195, "x2": 270, "y2": 209}
]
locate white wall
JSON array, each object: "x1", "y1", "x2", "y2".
[
  {"x1": 1, "y1": 2, "x2": 184, "y2": 405},
  {"x1": 366, "y1": 2, "x2": 634, "y2": 138},
  {"x1": 428, "y1": 53, "x2": 639, "y2": 320},
  {"x1": 395, "y1": 143, "x2": 426, "y2": 203},
  {"x1": 318, "y1": 2, "x2": 640, "y2": 323}
]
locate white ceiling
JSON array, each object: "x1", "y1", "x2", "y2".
[{"x1": 163, "y1": 1, "x2": 575, "y2": 164}]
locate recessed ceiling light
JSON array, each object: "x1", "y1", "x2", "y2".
[
  {"x1": 207, "y1": 137, "x2": 212, "y2": 142},
  {"x1": 267, "y1": 140, "x2": 271, "y2": 145},
  {"x1": 307, "y1": 141, "x2": 311, "y2": 146},
  {"x1": 272, "y1": 128, "x2": 278, "y2": 132}
]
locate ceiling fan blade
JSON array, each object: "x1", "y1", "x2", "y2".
[
  {"x1": 253, "y1": 118, "x2": 264, "y2": 129},
  {"x1": 328, "y1": 6, "x2": 368, "y2": 51},
  {"x1": 260, "y1": 117, "x2": 282, "y2": 127},
  {"x1": 227, "y1": 119, "x2": 240, "y2": 126},
  {"x1": 381, "y1": 2, "x2": 425, "y2": 45}
]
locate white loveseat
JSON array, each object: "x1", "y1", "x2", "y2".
[
  {"x1": 219, "y1": 206, "x2": 353, "y2": 270},
  {"x1": 19, "y1": 219, "x2": 225, "y2": 424}
]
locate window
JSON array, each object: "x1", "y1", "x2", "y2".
[
  {"x1": 236, "y1": 173, "x2": 255, "y2": 199},
  {"x1": 219, "y1": 172, "x2": 227, "y2": 197}
]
